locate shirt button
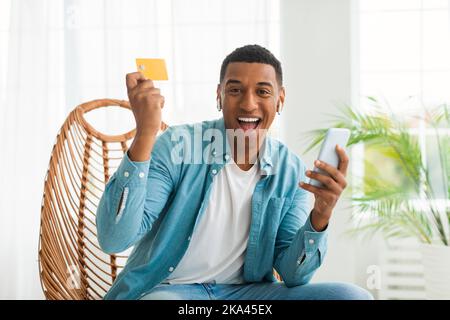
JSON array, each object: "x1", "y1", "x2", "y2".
[
  {"x1": 169, "y1": 267, "x2": 174, "y2": 272},
  {"x1": 309, "y1": 239, "x2": 315, "y2": 245},
  {"x1": 224, "y1": 154, "x2": 230, "y2": 160},
  {"x1": 211, "y1": 169, "x2": 217, "y2": 175},
  {"x1": 139, "y1": 172, "x2": 145, "y2": 178},
  {"x1": 188, "y1": 236, "x2": 191, "y2": 241},
  {"x1": 211, "y1": 150, "x2": 217, "y2": 156},
  {"x1": 124, "y1": 171, "x2": 129, "y2": 178}
]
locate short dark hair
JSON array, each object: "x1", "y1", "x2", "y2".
[{"x1": 219, "y1": 44, "x2": 283, "y2": 86}]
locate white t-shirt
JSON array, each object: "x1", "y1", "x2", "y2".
[{"x1": 165, "y1": 159, "x2": 261, "y2": 284}]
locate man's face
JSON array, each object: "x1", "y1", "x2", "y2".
[{"x1": 217, "y1": 62, "x2": 285, "y2": 132}]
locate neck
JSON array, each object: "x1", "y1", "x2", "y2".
[
  {"x1": 232, "y1": 146, "x2": 258, "y2": 169},
  {"x1": 227, "y1": 130, "x2": 267, "y2": 171},
  {"x1": 233, "y1": 153, "x2": 257, "y2": 171}
]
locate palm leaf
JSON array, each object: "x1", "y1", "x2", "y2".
[{"x1": 305, "y1": 100, "x2": 450, "y2": 245}]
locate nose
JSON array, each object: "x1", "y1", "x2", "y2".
[{"x1": 240, "y1": 91, "x2": 258, "y2": 112}]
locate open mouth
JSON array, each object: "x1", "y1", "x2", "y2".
[{"x1": 237, "y1": 117, "x2": 261, "y2": 131}]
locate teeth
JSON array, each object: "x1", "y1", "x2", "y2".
[{"x1": 238, "y1": 117, "x2": 260, "y2": 123}]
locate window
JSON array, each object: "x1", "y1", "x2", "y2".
[
  {"x1": 354, "y1": 0, "x2": 450, "y2": 202},
  {"x1": 359, "y1": 0, "x2": 450, "y2": 112},
  {"x1": 353, "y1": 1, "x2": 450, "y2": 299}
]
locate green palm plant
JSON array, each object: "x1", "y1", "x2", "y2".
[{"x1": 304, "y1": 99, "x2": 450, "y2": 246}]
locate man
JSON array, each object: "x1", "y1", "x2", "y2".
[{"x1": 96, "y1": 44, "x2": 373, "y2": 300}]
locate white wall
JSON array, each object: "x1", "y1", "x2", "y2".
[{"x1": 280, "y1": 0, "x2": 362, "y2": 285}]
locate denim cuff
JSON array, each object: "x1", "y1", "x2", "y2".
[
  {"x1": 114, "y1": 151, "x2": 151, "y2": 189},
  {"x1": 303, "y1": 212, "x2": 328, "y2": 258}
]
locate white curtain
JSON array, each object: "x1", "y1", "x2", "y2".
[{"x1": 0, "y1": 0, "x2": 280, "y2": 299}]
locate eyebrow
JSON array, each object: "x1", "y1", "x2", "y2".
[
  {"x1": 256, "y1": 81, "x2": 274, "y2": 88},
  {"x1": 225, "y1": 79, "x2": 274, "y2": 88},
  {"x1": 225, "y1": 79, "x2": 241, "y2": 86}
]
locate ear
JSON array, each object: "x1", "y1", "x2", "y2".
[
  {"x1": 216, "y1": 84, "x2": 221, "y2": 101},
  {"x1": 278, "y1": 86, "x2": 286, "y2": 110}
]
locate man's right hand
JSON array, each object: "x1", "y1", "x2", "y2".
[
  {"x1": 126, "y1": 72, "x2": 165, "y2": 138},
  {"x1": 126, "y1": 72, "x2": 165, "y2": 161}
]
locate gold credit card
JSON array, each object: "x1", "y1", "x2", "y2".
[{"x1": 135, "y1": 58, "x2": 168, "y2": 80}]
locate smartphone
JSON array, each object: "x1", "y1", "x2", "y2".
[{"x1": 309, "y1": 128, "x2": 351, "y2": 188}]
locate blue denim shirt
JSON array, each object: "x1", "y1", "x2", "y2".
[{"x1": 96, "y1": 117, "x2": 328, "y2": 300}]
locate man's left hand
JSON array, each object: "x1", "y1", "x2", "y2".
[{"x1": 299, "y1": 145, "x2": 349, "y2": 231}]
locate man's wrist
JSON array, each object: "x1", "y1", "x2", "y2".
[
  {"x1": 310, "y1": 209, "x2": 329, "y2": 232},
  {"x1": 128, "y1": 134, "x2": 157, "y2": 162}
]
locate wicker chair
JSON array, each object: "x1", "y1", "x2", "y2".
[
  {"x1": 38, "y1": 98, "x2": 281, "y2": 300},
  {"x1": 38, "y1": 99, "x2": 168, "y2": 299}
]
